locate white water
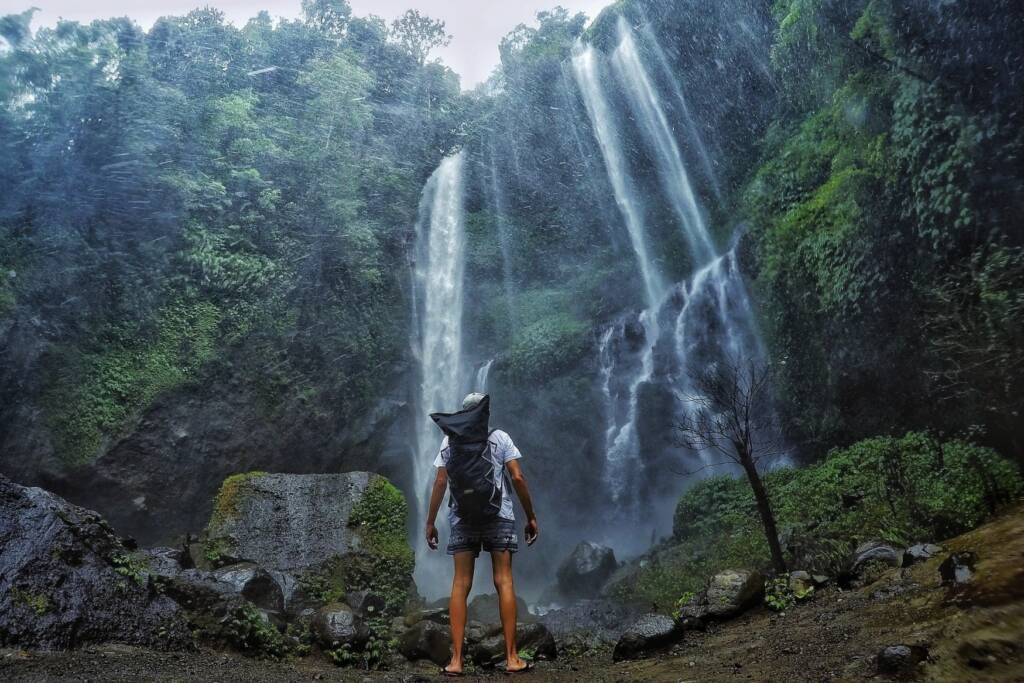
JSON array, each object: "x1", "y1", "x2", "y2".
[
  {"x1": 571, "y1": 41, "x2": 665, "y2": 310},
  {"x1": 475, "y1": 358, "x2": 494, "y2": 393},
  {"x1": 610, "y1": 17, "x2": 715, "y2": 265},
  {"x1": 411, "y1": 151, "x2": 467, "y2": 592},
  {"x1": 582, "y1": 21, "x2": 771, "y2": 537}
]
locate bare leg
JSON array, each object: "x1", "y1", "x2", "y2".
[
  {"x1": 491, "y1": 550, "x2": 527, "y2": 672},
  {"x1": 446, "y1": 552, "x2": 475, "y2": 674}
]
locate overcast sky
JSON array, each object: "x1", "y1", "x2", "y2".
[{"x1": 4, "y1": 0, "x2": 611, "y2": 88}]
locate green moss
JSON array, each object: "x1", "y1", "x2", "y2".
[
  {"x1": 45, "y1": 299, "x2": 222, "y2": 465},
  {"x1": 204, "y1": 471, "x2": 267, "y2": 565},
  {"x1": 297, "y1": 555, "x2": 346, "y2": 605},
  {"x1": 503, "y1": 313, "x2": 590, "y2": 385},
  {"x1": 222, "y1": 602, "x2": 292, "y2": 660},
  {"x1": 346, "y1": 477, "x2": 414, "y2": 614},
  {"x1": 12, "y1": 588, "x2": 52, "y2": 616}
]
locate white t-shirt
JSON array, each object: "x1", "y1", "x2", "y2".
[{"x1": 433, "y1": 429, "x2": 522, "y2": 526}]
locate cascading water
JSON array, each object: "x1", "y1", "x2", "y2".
[
  {"x1": 576, "y1": 20, "x2": 771, "y2": 542},
  {"x1": 411, "y1": 151, "x2": 467, "y2": 592},
  {"x1": 475, "y1": 358, "x2": 494, "y2": 393}
]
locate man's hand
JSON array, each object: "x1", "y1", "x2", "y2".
[
  {"x1": 524, "y1": 518, "x2": 539, "y2": 546},
  {"x1": 425, "y1": 523, "x2": 439, "y2": 550}
]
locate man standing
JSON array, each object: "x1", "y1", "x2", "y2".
[{"x1": 424, "y1": 393, "x2": 539, "y2": 676}]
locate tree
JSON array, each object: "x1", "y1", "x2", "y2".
[
  {"x1": 675, "y1": 357, "x2": 788, "y2": 573},
  {"x1": 389, "y1": 9, "x2": 450, "y2": 65},
  {"x1": 302, "y1": 0, "x2": 351, "y2": 38}
]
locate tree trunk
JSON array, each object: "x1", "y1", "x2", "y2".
[{"x1": 740, "y1": 455, "x2": 787, "y2": 574}]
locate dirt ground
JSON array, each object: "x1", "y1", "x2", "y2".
[{"x1": 4, "y1": 508, "x2": 1023, "y2": 683}]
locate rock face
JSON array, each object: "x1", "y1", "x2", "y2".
[
  {"x1": 556, "y1": 542, "x2": 618, "y2": 597},
  {"x1": 204, "y1": 472, "x2": 376, "y2": 571},
  {"x1": 680, "y1": 569, "x2": 765, "y2": 627},
  {"x1": 902, "y1": 543, "x2": 943, "y2": 566},
  {"x1": 612, "y1": 614, "x2": 680, "y2": 662},
  {"x1": 471, "y1": 623, "x2": 557, "y2": 668},
  {"x1": 399, "y1": 620, "x2": 451, "y2": 665},
  {"x1": 0, "y1": 475, "x2": 191, "y2": 649}
]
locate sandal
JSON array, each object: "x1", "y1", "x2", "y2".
[
  {"x1": 441, "y1": 665, "x2": 465, "y2": 677},
  {"x1": 503, "y1": 661, "x2": 535, "y2": 675}
]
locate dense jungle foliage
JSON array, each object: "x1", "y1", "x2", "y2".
[{"x1": 0, "y1": 0, "x2": 1021, "y2": 566}]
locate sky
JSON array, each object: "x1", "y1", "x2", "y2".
[{"x1": 4, "y1": 0, "x2": 611, "y2": 88}]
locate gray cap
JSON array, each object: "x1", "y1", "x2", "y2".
[{"x1": 462, "y1": 392, "x2": 486, "y2": 410}]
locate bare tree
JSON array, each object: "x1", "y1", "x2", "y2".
[{"x1": 675, "y1": 357, "x2": 788, "y2": 573}]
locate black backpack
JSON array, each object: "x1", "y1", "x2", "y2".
[{"x1": 430, "y1": 395, "x2": 502, "y2": 525}]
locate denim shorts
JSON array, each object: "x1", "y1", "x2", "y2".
[{"x1": 447, "y1": 518, "x2": 519, "y2": 556}]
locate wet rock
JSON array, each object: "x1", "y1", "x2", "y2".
[
  {"x1": 877, "y1": 644, "x2": 928, "y2": 677},
  {"x1": 467, "y1": 593, "x2": 534, "y2": 624},
  {"x1": 538, "y1": 598, "x2": 641, "y2": 642},
  {"x1": 404, "y1": 606, "x2": 449, "y2": 627},
  {"x1": 464, "y1": 620, "x2": 488, "y2": 644},
  {"x1": 345, "y1": 589, "x2": 386, "y2": 616},
  {"x1": 939, "y1": 551, "x2": 977, "y2": 587},
  {"x1": 0, "y1": 475, "x2": 191, "y2": 649},
  {"x1": 902, "y1": 543, "x2": 943, "y2": 567},
  {"x1": 849, "y1": 541, "x2": 902, "y2": 575},
  {"x1": 212, "y1": 563, "x2": 284, "y2": 613},
  {"x1": 203, "y1": 472, "x2": 384, "y2": 572},
  {"x1": 311, "y1": 603, "x2": 368, "y2": 649},
  {"x1": 556, "y1": 542, "x2": 618, "y2": 597},
  {"x1": 139, "y1": 547, "x2": 185, "y2": 580},
  {"x1": 471, "y1": 623, "x2": 556, "y2": 668},
  {"x1": 612, "y1": 613, "x2": 680, "y2": 661},
  {"x1": 398, "y1": 620, "x2": 451, "y2": 665}
]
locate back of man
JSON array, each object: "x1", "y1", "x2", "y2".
[{"x1": 424, "y1": 393, "x2": 539, "y2": 676}]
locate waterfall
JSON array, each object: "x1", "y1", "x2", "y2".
[
  {"x1": 485, "y1": 143, "x2": 517, "y2": 323},
  {"x1": 411, "y1": 151, "x2": 466, "y2": 592},
  {"x1": 475, "y1": 358, "x2": 494, "y2": 393},
  {"x1": 571, "y1": 41, "x2": 665, "y2": 310},
  {"x1": 575, "y1": 20, "x2": 773, "y2": 540},
  {"x1": 610, "y1": 16, "x2": 715, "y2": 265}
]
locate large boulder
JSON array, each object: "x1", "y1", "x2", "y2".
[
  {"x1": 312, "y1": 603, "x2": 369, "y2": 649},
  {"x1": 556, "y1": 542, "x2": 618, "y2": 597},
  {"x1": 471, "y1": 623, "x2": 556, "y2": 668},
  {"x1": 0, "y1": 475, "x2": 191, "y2": 649},
  {"x1": 612, "y1": 614, "x2": 680, "y2": 662},
  {"x1": 202, "y1": 472, "x2": 413, "y2": 615},
  {"x1": 679, "y1": 569, "x2": 764, "y2": 627},
  {"x1": 848, "y1": 541, "x2": 902, "y2": 575},
  {"x1": 398, "y1": 620, "x2": 451, "y2": 665}
]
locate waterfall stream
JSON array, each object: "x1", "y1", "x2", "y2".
[{"x1": 411, "y1": 151, "x2": 467, "y2": 592}]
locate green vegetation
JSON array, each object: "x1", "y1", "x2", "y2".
[
  {"x1": 345, "y1": 477, "x2": 415, "y2": 614},
  {"x1": 12, "y1": 588, "x2": 52, "y2": 616},
  {"x1": 614, "y1": 433, "x2": 1022, "y2": 611},
  {"x1": 222, "y1": 602, "x2": 292, "y2": 660},
  {"x1": 111, "y1": 552, "x2": 149, "y2": 586}
]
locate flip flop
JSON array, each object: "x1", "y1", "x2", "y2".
[
  {"x1": 441, "y1": 665, "x2": 464, "y2": 677},
  {"x1": 503, "y1": 661, "x2": 535, "y2": 675}
]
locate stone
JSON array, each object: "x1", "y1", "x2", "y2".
[
  {"x1": 203, "y1": 472, "x2": 388, "y2": 573},
  {"x1": 139, "y1": 546, "x2": 185, "y2": 580},
  {"x1": 877, "y1": 644, "x2": 928, "y2": 676},
  {"x1": 848, "y1": 541, "x2": 902, "y2": 575},
  {"x1": 902, "y1": 543, "x2": 943, "y2": 567},
  {"x1": 471, "y1": 623, "x2": 557, "y2": 668},
  {"x1": 939, "y1": 551, "x2": 976, "y2": 587},
  {"x1": 464, "y1": 620, "x2": 488, "y2": 644},
  {"x1": 556, "y1": 542, "x2": 618, "y2": 597},
  {"x1": 404, "y1": 606, "x2": 449, "y2": 627},
  {"x1": 704, "y1": 569, "x2": 764, "y2": 618},
  {"x1": 345, "y1": 589, "x2": 386, "y2": 616},
  {"x1": 399, "y1": 620, "x2": 451, "y2": 665},
  {"x1": 0, "y1": 475, "x2": 191, "y2": 649},
  {"x1": 213, "y1": 563, "x2": 284, "y2": 612},
  {"x1": 788, "y1": 571, "x2": 814, "y2": 598},
  {"x1": 612, "y1": 614, "x2": 680, "y2": 662},
  {"x1": 312, "y1": 603, "x2": 368, "y2": 648},
  {"x1": 467, "y1": 593, "x2": 534, "y2": 624}
]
